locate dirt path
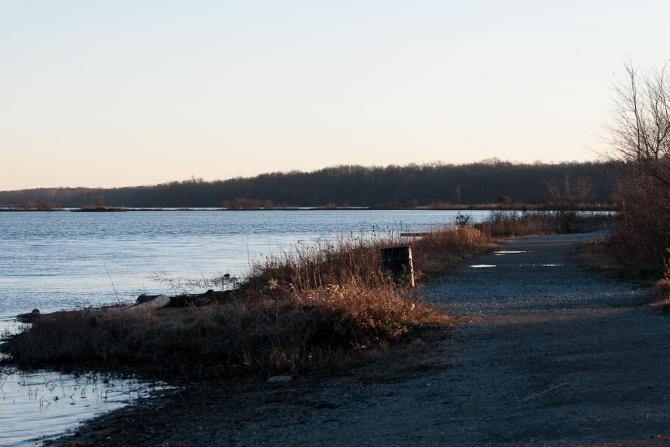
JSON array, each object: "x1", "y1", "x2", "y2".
[{"x1": 58, "y1": 233, "x2": 670, "y2": 446}]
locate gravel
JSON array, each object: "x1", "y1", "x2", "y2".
[{"x1": 56, "y1": 233, "x2": 670, "y2": 446}]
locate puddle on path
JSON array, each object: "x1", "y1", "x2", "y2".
[
  {"x1": 516, "y1": 263, "x2": 564, "y2": 268},
  {"x1": 469, "y1": 262, "x2": 564, "y2": 270},
  {"x1": 493, "y1": 250, "x2": 528, "y2": 256}
]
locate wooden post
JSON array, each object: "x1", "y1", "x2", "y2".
[{"x1": 380, "y1": 246, "x2": 415, "y2": 287}]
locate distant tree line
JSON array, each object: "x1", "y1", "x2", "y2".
[{"x1": 0, "y1": 161, "x2": 624, "y2": 208}]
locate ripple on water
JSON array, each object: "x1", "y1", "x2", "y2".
[
  {"x1": 0, "y1": 317, "x2": 164, "y2": 446},
  {"x1": 0, "y1": 210, "x2": 497, "y2": 444},
  {"x1": 0, "y1": 367, "x2": 161, "y2": 446}
]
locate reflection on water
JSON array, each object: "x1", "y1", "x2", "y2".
[
  {"x1": 0, "y1": 316, "x2": 165, "y2": 446},
  {"x1": 0, "y1": 210, "x2": 492, "y2": 319},
  {"x1": 0, "y1": 366, "x2": 160, "y2": 446}
]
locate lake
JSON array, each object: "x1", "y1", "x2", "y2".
[{"x1": 0, "y1": 209, "x2": 490, "y2": 445}]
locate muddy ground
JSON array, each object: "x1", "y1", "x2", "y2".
[{"x1": 54, "y1": 233, "x2": 670, "y2": 446}]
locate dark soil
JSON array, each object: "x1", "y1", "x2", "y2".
[{"x1": 54, "y1": 233, "x2": 670, "y2": 446}]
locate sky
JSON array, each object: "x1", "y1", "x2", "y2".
[{"x1": 1, "y1": 0, "x2": 668, "y2": 190}]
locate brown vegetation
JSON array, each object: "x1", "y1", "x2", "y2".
[
  {"x1": 223, "y1": 198, "x2": 278, "y2": 210},
  {"x1": 2, "y1": 201, "x2": 63, "y2": 211},
  {"x1": 1, "y1": 213, "x2": 594, "y2": 380},
  {"x1": 3, "y1": 285, "x2": 448, "y2": 379},
  {"x1": 574, "y1": 63, "x2": 670, "y2": 314},
  {"x1": 604, "y1": 63, "x2": 670, "y2": 278},
  {"x1": 477, "y1": 210, "x2": 611, "y2": 237},
  {"x1": 650, "y1": 278, "x2": 670, "y2": 313},
  {"x1": 573, "y1": 238, "x2": 649, "y2": 281}
]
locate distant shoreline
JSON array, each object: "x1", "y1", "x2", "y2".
[{"x1": 0, "y1": 204, "x2": 619, "y2": 212}]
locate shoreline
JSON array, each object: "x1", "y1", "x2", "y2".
[
  {"x1": 47, "y1": 229, "x2": 659, "y2": 447},
  {"x1": 0, "y1": 204, "x2": 620, "y2": 212},
  {"x1": 3, "y1": 214, "x2": 613, "y2": 381},
  {"x1": 1, "y1": 214, "x2": 615, "y2": 445}
]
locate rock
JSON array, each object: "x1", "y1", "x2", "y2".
[
  {"x1": 17, "y1": 308, "x2": 40, "y2": 323},
  {"x1": 125, "y1": 295, "x2": 170, "y2": 312},
  {"x1": 267, "y1": 375, "x2": 293, "y2": 384},
  {"x1": 167, "y1": 293, "x2": 212, "y2": 307},
  {"x1": 138, "y1": 289, "x2": 236, "y2": 309},
  {"x1": 136, "y1": 294, "x2": 162, "y2": 304}
]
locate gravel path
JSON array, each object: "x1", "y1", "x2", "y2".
[{"x1": 59, "y1": 233, "x2": 670, "y2": 446}]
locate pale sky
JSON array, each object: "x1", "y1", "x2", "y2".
[{"x1": 1, "y1": 1, "x2": 668, "y2": 190}]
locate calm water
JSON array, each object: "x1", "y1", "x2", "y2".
[
  {"x1": 0, "y1": 210, "x2": 490, "y2": 445},
  {"x1": 0, "y1": 368, "x2": 161, "y2": 446}
]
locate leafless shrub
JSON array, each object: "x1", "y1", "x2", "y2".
[
  {"x1": 607, "y1": 63, "x2": 670, "y2": 275},
  {"x1": 476, "y1": 211, "x2": 556, "y2": 237}
]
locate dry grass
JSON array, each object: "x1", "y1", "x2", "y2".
[
  {"x1": 1, "y1": 213, "x2": 585, "y2": 380},
  {"x1": 412, "y1": 226, "x2": 493, "y2": 278},
  {"x1": 476, "y1": 211, "x2": 557, "y2": 237},
  {"x1": 604, "y1": 164, "x2": 670, "y2": 277},
  {"x1": 648, "y1": 279, "x2": 670, "y2": 313},
  {"x1": 250, "y1": 225, "x2": 495, "y2": 294},
  {"x1": 656, "y1": 278, "x2": 670, "y2": 296},
  {"x1": 476, "y1": 210, "x2": 612, "y2": 237},
  {"x1": 3, "y1": 284, "x2": 449, "y2": 379},
  {"x1": 577, "y1": 238, "x2": 670, "y2": 314},
  {"x1": 573, "y1": 238, "x2": 639, "y2": 279}
]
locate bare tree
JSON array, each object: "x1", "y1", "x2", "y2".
[
  {"x1": 545, "y1": 176, "x2": 592, "y2": 206},
  {"x1": 543, "y1": 175, "x2": 592, "y2": 233},
  {"x1": 608, "y1": 62, "x2": 670, "y2": 273},
  {"x1": 610, "y1": 62, "x2": 670, "y2": 183}
]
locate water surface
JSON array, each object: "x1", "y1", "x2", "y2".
[{"x1": 0, "y1": 210, "x2": 489, "y2": 445}]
